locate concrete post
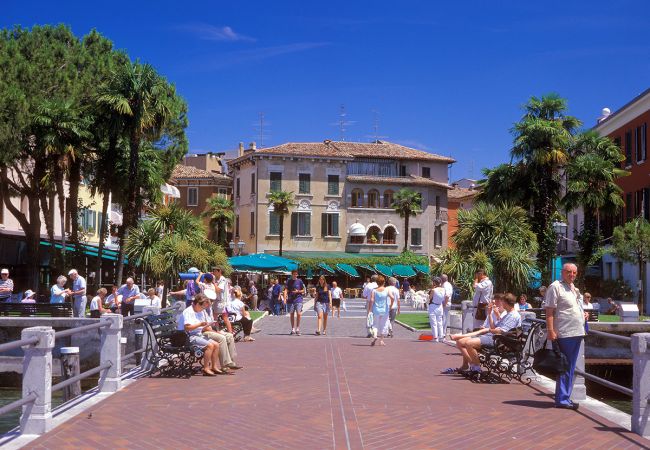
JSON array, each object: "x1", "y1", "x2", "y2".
[
  {"x1": 461, "y1": 301, "x2": 473, "y2": 333},
  {"x1": 134, "y1": 328, "x2": 144, "y2": 365},
  {"x1": 571, "y1": 338, "x2": 587, "y2": 402},
  {"x1": 631, "y1": 333, "x2": 650, "y2": 437},
  {"x1": 99, "y1": 313, "x2": 122, "y2": 393},
  {"x1": 60, "y1": 347, "x2": 81, "y2": 402},
  {"x1": 20, "y1": 326, "x2": 55, "y2": 435}
]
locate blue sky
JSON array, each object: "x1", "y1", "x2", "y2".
[{"x1": 5, "y1": 1, "x2": 650, "y2": 180}]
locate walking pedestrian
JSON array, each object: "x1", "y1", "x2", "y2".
[
  {"x1": 330, "y1": 281, "x2": 343, "y2": 318},
  {"x1": 367, "y1": 275, "x2": 394, "y2": 346},
  {"x1": 248, "y1": 281, "x2": 258, "y2": 311},
  {"x1": 544, "y1": 263, "x2": 588, "y2": 410},
  {"x1": 387, "y1": 277, "x2": 400, "y2": 337},
  {"x1": 68, "y1": 269, "x2": 87, "y2": 318},
  {"x1": 441, "y1": 274, "x2": 453, "y2": 338},
  {"x1": 284, "y1": 269, "x2": 305, "y2": 335},
  {"x1": 472, "y1": 269, "x2": 493, "y2": 330},
  {"x1": 362, "y1": 274, "x2": 378, "y2": 338},
  {"x1": 0, "y1": 268, "x2": 14, "y2": 302},
  {"x1": 428, "y1": 277, "x2": 445, "y2": 342},
  {"x1": 314, "y1": 275, "x2": 331, "y2": 335},
  {"x1": 213, "y1": 267, "x2": 234, "y2": 334},
  {"x1": 270, "y1": 278, "x2": 284, "y2": 315}
]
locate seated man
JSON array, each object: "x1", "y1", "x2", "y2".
[
  {"x1": 228, "y1": 287, "x2": 257, "y2": 342},
  {"x1": 200, "y1": 293, "x2": 243, "y2": 373},
  {"x1": 605, "y1": 297, "x2": 619, "y2": 315},
  {"x1": 105, "y1": 285, "x2": 122, "y2": 313},
  {"x1": 442, "y1": 293, "x2": 521, "y2": 375},
  {"x1": 176, "y1": 295, "x2": 221, "y2": 376}
]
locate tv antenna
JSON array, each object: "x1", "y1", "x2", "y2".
[
  {"x1": 332, "y1": 104, "x2": 355, "y2": 141},
  {"x1": 367, "y1": 109, "x2": 388, "y2": 142},
  {"x1": 253, "y1": 112, "x2": 270, "y2": 148}
]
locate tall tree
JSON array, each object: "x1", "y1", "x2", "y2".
[
  {"x1": 202, "y1": 195, "x2": 234, "y2": 247},
  {"x1": 391, "y1": 188, "x2": 422, "y2": 252},
  {"x1": 268, "y1": 191, "x2": 294, "y2": 256},
  {"x1": 611, "y1": 218, "x2": 650, "y2": 315}
]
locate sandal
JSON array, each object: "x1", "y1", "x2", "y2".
[
  {"x1": 440, "y1": 367, "x2": 458, "y2": 374},
  {"x1": 243, "y1": 336, "x2": 255, "y2": 342},
  {"x1": 202, "y1": 369, "x2": 217, "y2": 377},
  {"x1": 217, "y1": 368, "x2": 236, "y2": 375}
]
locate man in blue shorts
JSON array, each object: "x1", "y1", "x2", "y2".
[{"x1": 284, "y1": 270, "x2": 305, "y2": 335}]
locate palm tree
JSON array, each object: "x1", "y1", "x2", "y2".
[
  {"x1": 391, "y1": 188, "x2": 422, "y2": 252},
  {"x1": 202, "y1": 195, "x2": 234, "y2": 247},
  {"x1": 268, "y1": 191, "x2": 294, "y2": 256},
  {"x1": 563, "y1": 133, "x2": 629, "y2": 275},
  {"x1": 510, "y1": 93, "x2": 581, "y2": 282}
]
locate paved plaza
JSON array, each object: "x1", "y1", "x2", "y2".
[{"x1": 25, "y1": 299, "x2": 650, "y2": 449}]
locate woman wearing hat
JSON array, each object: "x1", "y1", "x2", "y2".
[
  {"x1": 21, "y1": 290, "x2": 37, "y2": 304},
  {"x1": 428, "y1": 277, "x2": 446, "y2": 343}
]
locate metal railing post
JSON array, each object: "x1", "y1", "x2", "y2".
[
  {"x1": 140, "y1": 307, "x2": 161, "y2": 373},
  {"x1": 134, "y1": 328, "x2": 144, "y2": 365},
  {"x1": 20, "y1": 326, "x2": 55, "y2": 435},
  {"x1": 571, "y1": 338, "x2": 587, "y2": 402},
  {"x1": 98, "y1": 313, "x2": 123, "y2": 393},
  {"x1": 631, "y1": 332, "x2": 650, "y2": 437}
]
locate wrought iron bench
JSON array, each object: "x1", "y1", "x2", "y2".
[{"x1": 216, "y1": 311, "x2": 244, "y2": 342}]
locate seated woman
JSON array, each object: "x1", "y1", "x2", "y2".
[
  {"x1": 89, "y1": 288, "x2": 110, "y2": 318},
  {"x1": 581, "y1": 292, "x2": 594, "y2": 310},
  {"x1": 228, "y1": 287, "x2": 256, "y2": 341},
  {"x1": 145, "y1": 288, "x2": 162, "y2": 308},
  {"x1": 177, "y1": 294, "x2": 222, "y2": 376},
  {"x1": 515, "y1": 293, "x2": 531, "y2": 311},
  {"x1": 21, "y1": 290, "x2": 37, "y2": 303}
]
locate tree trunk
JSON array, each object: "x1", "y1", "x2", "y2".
[
  {"x1": 403, "y1": 214, "x2": 410, "y2": 253},
  {"x1": 94, "y1": 186, "x2": 111, "y2": 289},
  {"x1": 39, "y1": 190, "x2": 56, "y2": 271},
  {"x1": 55, "y1": 169, "x2": 67, "y2": 268},
  {"x1": 67, "y1": 157, "x2": 82, "y2": 266},
  {"x1": 279, "y1": 215, "x2": 284, "y2": 256}
]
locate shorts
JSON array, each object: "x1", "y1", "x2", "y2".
[
  {"x1": 479, "y1": 334, "x2": 495, "y2": 348},
  {"x1": 315, "y1": 301, "x2": 330, "y2": 314},
  {"x1": 287, "y1": 302, "x2": 303, "y2": 313},
  {"x1": 213, "y1": 302, "x2": 226, "y2": 314},
  {"x1": 188, "y1": 334, "x2": 211, "y2": 348},
  {"x1": 332, "y1": 298, "x2": 341, "y2": 308}
]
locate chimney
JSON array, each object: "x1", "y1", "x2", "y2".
[
  {"x1": 238, "y1": 142, "x2": 244, "y2": 157},
  {"x1": 597, "y1": 107, "x2": 611, "y2": 124},
  {"x1": 249, "y1": 142, "x2": 256, "y2": 151}
]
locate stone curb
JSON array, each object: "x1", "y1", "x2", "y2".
[
  {"x1": 252, "y1": 311, "x2": 268, "y2": 326},
  {"x1": 395, "y1": 319, "x2": 417, "y2": 332}
]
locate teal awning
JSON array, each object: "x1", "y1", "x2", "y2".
[
  {"x1": 413, "y1": 264, "x2": 430, "y2": 275},
  {"x1": 40, "y1": 241, "x2": 125, "y2": 262},
  {"x1": 318, "y1": 262, "x2": 336, "y2": 274},
  {"x1": 335, "y1": 263, "x2": 360, "y2": 278},
  {"x1": 229, "y1": 253, "x2": 298, "y2": 272},
  {"x1": 391, "y1": 265, "x2": 416, "y2": 277},
  {"x1": 356, "y1": 264, "x2": 376, "y2": 273},
  {"x1": 374, "y1": 264, "x2": 393, "y2": 277}
]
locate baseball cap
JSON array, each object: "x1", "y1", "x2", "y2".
[
  {"x1": 1, "y1": 268, "x2": 8, "y2": 275},
  {"x1": 24, "y1": 290, "x2": 35, "y2": 298}
]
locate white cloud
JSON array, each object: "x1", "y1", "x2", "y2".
[{"x1": 177, "y1": 23, "x2": 256, "y2": 42}]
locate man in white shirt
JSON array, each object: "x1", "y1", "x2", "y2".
[
  {"x1": 330, "y1": 281, "x2": 343, "y2": 318},
  {"x1": 363, "y1": 274, "x2": 378, "y2": 338},
  {"x1": 68, "y1": 269, "x2": 87, "y2": 318},
  {"x1": 176, "y1": 295, "x2": 221, "y2": 376},
  {"x1": 387, "y1": 277, "x2": 401, "y2": 338},
  {"x1": 472, "y1": 269, "x2": 493, "y2": 329},
  {"x1": 441, "y1": 274, "x2": 453, "y2": 338},
  {"x1": 212, "y1": 267, "x2": 234, "y2": 333}
]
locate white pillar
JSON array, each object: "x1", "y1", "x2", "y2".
[
  {"x1": 632, "y1": 333, "x2": 650, "y2": 437},
  {"x1": 99, "y1": 313, "x2": 123, "y2": 393},
  {"x1": 20, "y1": 326, "x2": 55, "y2": 435}
]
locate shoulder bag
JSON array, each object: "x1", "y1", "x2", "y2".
[{"x1": 533, "y1": 340, "x2": 569, "y2": 374}]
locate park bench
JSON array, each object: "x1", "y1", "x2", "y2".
[
  {"x1": 141, "y1": 312, "x2": 203, "y2": 378},
  {"x1": 216, "y1": 311, "x2": 245, "y2": 342},
  {"x1": 470, "y1": 318, "x2": 546, "y2": 384},
  {"x1": 529, "y1": 308, "x2": 598, "y2": 322},
  {"x1": 0, "y1": 302, "x2": 73, "y2": 317}
]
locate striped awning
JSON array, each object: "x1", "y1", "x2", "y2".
[
  {"x1": 335, "y1": 263, "x2": 360, "y2": 278},
  {"x1": 318, "y1": 262, "x2": 336, "y2": 274}
]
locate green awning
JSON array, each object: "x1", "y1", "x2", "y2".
[
  {"x1": 374, "y1": 264, "x2": 393, "y2": 277},
  {"x1": 318, "y1": 262, "x2": 336, "y2": 274},
  {"x1": 391, "y1": 265, "x2": 416, "y2": 277},
  {"x1": 335, "y1": 263, "x2": 360, "y2": 278},
  {"x1": 413, "y1": 264, "x2": 430, "y2": 275},
  {"x1": 40, "y1": 241, "x2": 125, "y2": 262},
  {"x1": 356, "y1": 264, "x2": 376, "y2": 273}
]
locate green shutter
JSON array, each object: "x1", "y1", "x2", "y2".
[
  {"x1": 322, "y1": 213, "x2": 327, "y2": 237},
  {"x1": 332, "y1": 213, "x2": 339, "y2": 236},
  {"x1": 305, "y1": 213, "x2": 311, "y2": 235},
  {"x1": 291, "y1": 212, "x2": 298, "y2": 236},
  {"x1": 270, "y1": 212, "x2": 279, "y2": 235}
]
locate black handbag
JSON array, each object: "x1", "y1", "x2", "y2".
[
  {"x1": 474, "y1": 302, "x2": 487, "y2": 321},
  {"x1": 533, "y1": 340, "x2": 569, "y2": 374}
]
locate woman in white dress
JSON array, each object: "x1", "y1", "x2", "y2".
[{"x1": 428, "y1": 277, "x2": 445, "y2": 343}]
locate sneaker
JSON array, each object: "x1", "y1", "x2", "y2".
[
  {"x1": 296, "y1": 330, "x2": 301, "y2": 336},
  {"x1": 315, "y1": 331, "x2": 321, "y2": 335}
]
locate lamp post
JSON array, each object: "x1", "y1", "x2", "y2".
[
  {"x1": 229, "y1": 237, "x2": 246, "y2": 256},
  {"x1": 551, "y1": 221, "x2": 568, "y2": 281}
]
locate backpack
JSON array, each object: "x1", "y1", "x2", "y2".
[{"x1": 186, "y1": 280, "x2": 198, "y2": 300}]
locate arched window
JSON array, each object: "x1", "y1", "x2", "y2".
[
  {"x1": 383, "y1": 190, "x2": 394, "y2": 208},
  {"x1": 383, "y1": 226, "x2": 397, "y2": 245},
  {"x1": 351, "y1": 189, "x2": 364, "y2": 207},
  {"x1": 366, "y1": 225, "x2": 381, "y2": 244},
  {"x1": 367, "y1": 189, "x2": 380, "y2": 208}
]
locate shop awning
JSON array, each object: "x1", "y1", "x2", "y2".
[
  {"x1": 413, "y1": 264, "x2": 430, "y2": 275},
  {"x1": 318, "y1": 262, "x2": 336, "y2": 274},
  {"x1": 40, "y1": 241, "x2": 125, "y2": 262},
  {"x1": 229, "y1": 253, "x2": 298, "y2": 272},
  {"x1": 374, "y1": 264, "x2": 393, "y2": 277},
  {"x1": 391, "y1": 264, "x2": 416, "y2": 277},
  {"x1": 356, "y1": 264, "x2": 376, "y2": 273},
  {"x1": 335, "y1": 263, "x2": 360, "y2": 278}
]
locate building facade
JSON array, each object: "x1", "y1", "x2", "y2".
[
  {"x1": 447, "y1": 184, "x2": 479, "y2": 248},
  {"x1": 228, "y1": 140, "x2": 454, "y2": 257}
]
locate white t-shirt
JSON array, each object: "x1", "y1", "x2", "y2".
[
  {"x1": 363, "y1": 282, "x2": 378, "y2": 300},
  {"x1": 331, "y1": 287, "x2": 343, "y2": 299},
  {"x1": 482, "y1": 309, "x2": 506, "y2": 329},
  {"x1": 216, "y1": 276, "x2": 231, "y2": 305},
  {"x1": 227, "y1": 298, "x2": 246, "y2": 321},
  {"x1": 473, "y1": 278, "x2": 493, "y2": 306},
  {"x1": 146, "y1": 295, "x2": 161, "y2": 308},
  {"x1": 443, "y1": 281, "x2": 453, "y2": 307},
  {"x1": 387, "y1": 286, "x2": 400, "y2": 310},
  {"x1": 90, "y1": 296, "x2": 101, "y2": 311},
  {"x1": 106, "y1": 293, "x2": 122, "y2": 308},
  {"x1": 178, "y1": 305, "x2": 208, "y2": 335}
]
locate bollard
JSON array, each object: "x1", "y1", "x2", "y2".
[
  {"x1": 631, "y1": 333, "x2": 650, "y2": 437},
  {"x1": 99, "y1": 313, "x2": 123, "y2": 393},
  {"x1": 461, "y1": 300, "x2": 473, "y2": 333},
  {"x1": 60, "y1": 347, "x2": 81, "y2": 402},
  {"x1": 134, "y1": 328, "x2": 144, "y2": 365},
  {"x1": 20, "y1": 326, "x2": 55, "y2": 434}
]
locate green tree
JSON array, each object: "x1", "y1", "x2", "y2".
[
  {"x1": 202, "y1": 195, "x2": 234, "y2": 247},
  {"x1": 611, "y1": 218, "x2": 650, "y2": 315},
  {"x1": 268, "y1": 191, "x2": 294, "y2": 256},
  {"x1": 391, "y1": 188, "x2": 422, "y2": 252}
]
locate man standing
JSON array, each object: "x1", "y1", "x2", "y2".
[
  {"x1": 0, "y1": 268, "x2": 14, "y2": 302},
  {"x1": 441, "y1": 274, "x2": 453, "y2": 339},
  {"x1": 68, "y1": 269, "x2": 87, "y2": 318},
  {"x1": 545, "y1": 263, "x2": 587, "y2": 410},
  {"x1": 213, "y1": 267, "x2": 234, "y2": 334},
  {"x1": 284, "y1": 270, "x2": 305, "y2": 335},
  {"x1": 362, "y1": 274, "x2": 379, "y2": 338},
  {"x1": 387, "y1": 277, "x2": 401, "y2": 337},
  {"x1": 472, "y1": 269, "x2": 493, "y2": 330},
  {"x1": 117, "y1": 277, "x2": 140, "y2": 317},
  {"x1": 248, "y1": 281, "x2": 258, "y2": 311},
  {"x1": 330, "y1": 281, "x2": 343, "y2": 318}
]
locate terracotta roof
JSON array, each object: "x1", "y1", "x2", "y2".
[
  {"x1": 346, "y1": 174, "x2": 451, "y2": 189},
  {"x1": 170, "y1": 164, "x2": 231, "y2": 183},
  {"x1": 448, "y1": 187, "x2": 480, "y2": 200},
  {"x1": 228, "y1": 140, "x2": 455, "y2": 165}
]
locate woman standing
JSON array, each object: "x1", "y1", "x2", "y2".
[
  {"x1": 428, "y1": 277, "x2": 445, "y2": 343},
  {"x1": 314, "y1": 275, "x2": 331, "y2": 335},
  {"x1": 368, "y1": 275, "x2": 393, "y2": 346},
  {"x1": 50, "y1": 275, "x2": 71, "y2": 304}
]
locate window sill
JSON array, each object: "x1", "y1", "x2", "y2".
[
  {"x1": 410, "y1": 244, "x2": 423, "y2": 249},
  {"x1": 323, "y1": 236, "x2": 342, "y2": 240},
  {"x1": 295, "y1": 193, "x2": 313, "y2": 198},
  {"x1": 266, "y1": 234, "x2": 280, "y2": 239},
  {"x1": 325, "y1": 194, "x2": 342, "y2": 199},
  {"x1": 348, "y1": 207, "x2": 395, "y2": 212},
  {"x1": 292, "y1": 235, "x2": 313, "y2": 241}
]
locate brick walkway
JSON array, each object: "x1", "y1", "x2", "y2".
[{"x1": 25, "y1": 313, "x2": 650, "y2": 450}]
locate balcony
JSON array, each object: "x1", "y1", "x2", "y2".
[{"x1": 435, "y1": 210, "x2": 448, "y2": 224}]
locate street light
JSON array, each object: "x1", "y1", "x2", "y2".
[{"x1": 229, "y1": 237, "x2": 245, "y2": 256}]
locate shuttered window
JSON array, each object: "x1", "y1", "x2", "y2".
[
  {"x1": 270, "y1": 172, "x2": 282, "y2": 192},
  {"x1": 269, "y1": 212, "x2": 280, "y2": 235},
  {"x1": 299, "y1": 173, "x2": 310, "y2": 194},
  {"x1": 625, "y1": 131, "x2": 632, "y2": 166},
  {"x1": 291, "y1": 212, "x2": 311, "y2": 237},
  {"x1": 321, "y1": 213, "x2": 339, "y2": 237},
  {"x1": 411, "y1": 228, "x2": 422, "y2": 246},
  {"x1": 327, "y1": 175, "x2": 339, "y2": 195}
]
